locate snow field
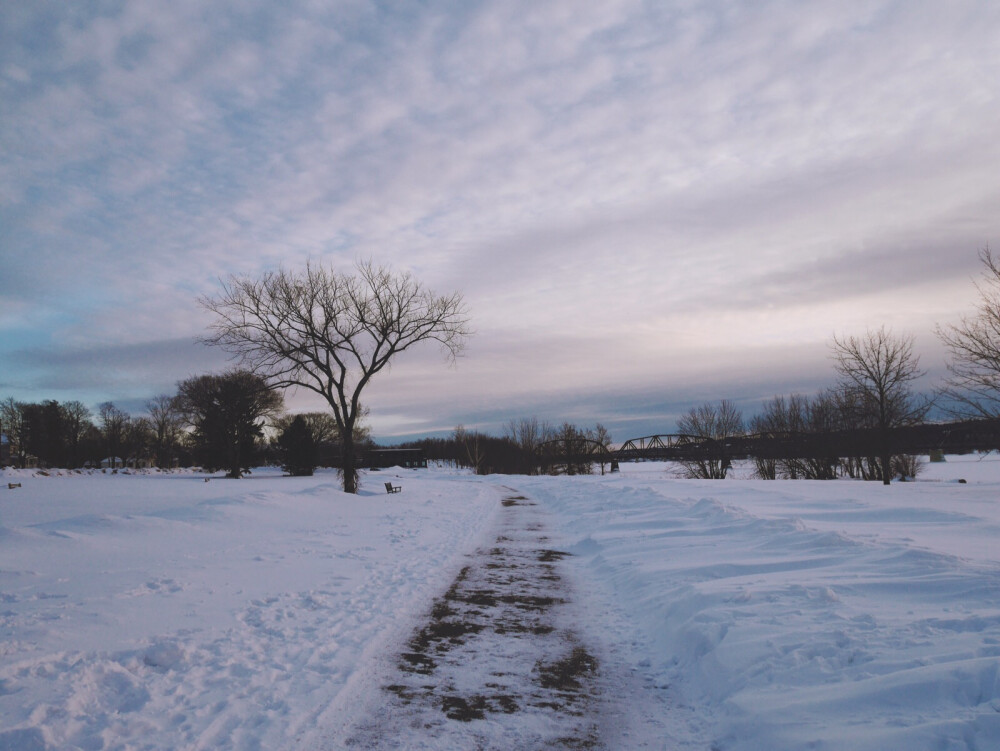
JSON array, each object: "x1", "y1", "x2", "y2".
[
  {"x1": 0, "y1": 468, "x2": 500, "y2": 750},
  {"x1": 3, "y1": 457, "x2": 1000, "y2": 749}
]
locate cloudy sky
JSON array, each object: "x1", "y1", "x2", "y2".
[{"x1": 2, "y1": 1, "x2": 998, "y2": 443}]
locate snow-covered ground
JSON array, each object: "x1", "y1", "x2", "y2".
[{"x1": 2, "y1": 457, "x2": 1000, "y2": 749}]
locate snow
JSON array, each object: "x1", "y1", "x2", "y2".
[
  {"x1": 3, "y1": 458, "x2": 1000, "y2": 749},
  {"x1": 0, "y1": 468, "x2": 499, "y2": 749}
]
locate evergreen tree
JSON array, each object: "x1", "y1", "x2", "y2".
[{"x1": 278, "y1": 415, "x2": 317, "y2": 476}]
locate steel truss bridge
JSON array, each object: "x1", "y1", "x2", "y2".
[{"x1": 535, "y1": 418, "x2": 1000, "y2": 469}]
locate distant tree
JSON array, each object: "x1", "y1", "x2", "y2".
[
  {"x1": 453, "y1": 424, "x2": 486, "y2": 474},
  {"x1": 445, "y1": 427, "x2": 528, "y2": 475},
  {"x1": 79, "y1": 422, "x2": 105, "y2": 467},
  {"x1": 801, "y1": 390, "x2": 842, "y2": 480},
  {"x1": 176, "y1": 370, "x2": 284, "y2": 478},
  {"x1": 146, "y1": 395, "x2": 184, "y2": 468},
  {"x1": 938, "y1": 246, "x2": 1000, "y2": 422},
  {"x1": 98, "y1": 402, "x2": 130, "y2": 469},
  {"x1": 123, "y1": 417, "x2": 155, "y2": 468},
  {"x1": 201, "y1": 260, "x2": 469, "y2": 493},
  {"x1": 750, "y1": 394, "x2": 813, "y2": 479},
  {"x1": 504, "y1": 416, "x2": 548, "y2": 454},
  {"x1": 396, "y1": 431, "x2": 532, "y2": 475},
  {"x1": 62, "y1": 401, "x2": 93, "y2": 468},
  {"x1": 272, "y1": 411, "x2": 369, "y2": 467},
  {"x1": 749, "y1": 403, "x2": 781, "y2": 480},
  {"x1": 676, "y1": 399, "x2": 744, "y2": 479},
  {"x1": 831, "y1": 327, "x2": 929, "y2": 485},
  {"x1": 9, "y1": 399, "x2": 94, "y2": 468},
  {"x1": 828, "y1": 384, "x2": 879, "y2": 481},
  {"x1": 504, "y1": 416, "x2": 555, "y2": 474},
  {"x1": 543, "y1": 422, "x2": 596, "y2": 476},
  {"x1": 591, "y1": 423, "x2": 613, "y2": 474},
  {"x1": 0, "y1": 397, "x2": 27, "y2": 467},
  {"x1": 277, "y1": 415, "x2": 318, "y2": 476},
  {"x1": 21, "y1": 400, "x2": 69, "y2": 468},
  {"x1": 273, "y1": 412, "x2": 340, "y2": 444}
]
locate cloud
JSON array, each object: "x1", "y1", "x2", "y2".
[
  {"x1": 5, "y1": 337, "x2": 229, "y2": 404},
  {"x1": 1, "y1": 0, "x2": 997, "y2": 437}
]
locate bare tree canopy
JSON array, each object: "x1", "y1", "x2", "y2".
[
  {"x1": 146, "y1": 394, "x2": 184, "y2": 468},
  {"x1": 676, "y1": 399, "x2": 743, "y2": 479},
  {"x1": 98, "y1": 402, "x2": 130, "y2": 469},
  {"x1": 831, "y1": 326, "x2": 928, "y2": 485},
  {"x1": 201, "y1": 260, "x2": 470, "y2": 493},
  {"x1": 937, "y1": 246, "x2": 1000, "y2": 420}
]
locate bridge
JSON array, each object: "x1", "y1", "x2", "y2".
[{"x1": 533, "y1": 418, "x2": 1000, "y2": 471}]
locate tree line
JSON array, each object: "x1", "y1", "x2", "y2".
[
  {"x1": 659, "y1": 324, "x2": 928, "y2": 483},
  {"x1": 0, "y1": 372, "x2": 373, "y2": 479},
  {"x1": 393, "y1": 419, "x2": 614, "y2": 476},
  {"x1": 664, "y1": 246, "x2": 1000, "y2": 483}
]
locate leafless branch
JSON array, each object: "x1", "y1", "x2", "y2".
[{"x1": 200, "y1": 260, "x2": 471, "y2": 492}]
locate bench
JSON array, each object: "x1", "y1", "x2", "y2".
[
  {"x1": 385, "y1": 481, "x2": 401, "y2": 494},
  {"x1": 7, "y1": 482, "x2": 21, "y2": 489}
]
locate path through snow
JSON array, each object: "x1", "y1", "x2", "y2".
[{"x1": 323, "y1": 491, "x2": 663, "y2": 750}]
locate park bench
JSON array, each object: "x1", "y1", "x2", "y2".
[
  {"x1": 7, "y1": 482, "x2": 21, "y2": 489},
  {"x1": 385, "y1": 481, "x2": 401, "y2": 494}
]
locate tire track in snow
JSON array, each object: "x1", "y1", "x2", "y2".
[{"x1": 342, "y1": 494, "x2": 605, "y2": 749}]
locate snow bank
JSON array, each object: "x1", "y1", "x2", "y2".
[{"x1": 518, "y1": 459, "x2": 1000, "y2": 750}]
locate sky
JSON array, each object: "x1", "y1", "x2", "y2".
[{"x1": 2, "y1": 0, "x2": 999, "y2": 444}]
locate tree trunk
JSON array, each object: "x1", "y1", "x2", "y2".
[
  {"x1": 341, "y1": 430, "x2": 358, "y2": 494},
  {"x1": 880, "y1": 426, "x2": 891, "y2": 485},
  {"x1": 227, "y1": 439, "x2": 242, "y2": 479}
]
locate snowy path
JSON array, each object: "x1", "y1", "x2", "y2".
[{"x1": 316, "y1": 490, "x2": 666, "y2": 750}]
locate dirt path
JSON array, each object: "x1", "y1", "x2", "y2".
[{"x1": 342, "y1": 493, "x2": 606, "y2": 749}]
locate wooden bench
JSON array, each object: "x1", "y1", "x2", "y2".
[
  {"x1": 7, "y1": 482, "x2": 21, "y2": 489},
  {"x1": 385, "y1": 481, "x2": 401, "y2": 494}
]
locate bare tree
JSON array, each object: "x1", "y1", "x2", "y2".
[
  {"x1": 504, "y1": 416, "x2": 554, "y2": 474},
  {"x1": 62, "y1": 401, "x2": 93, "y2": 469},
  {"x1": 505, "y1": 416, "x2": 546, "y2": 454},
  {"x1": 146, "y1": 395, "x2": 184, "y2": 468},
  {"x1": 0, "y1": 397, "x2": 26, "y2": 467},
  {"x1": 99, "y1": 402, "x2": 130, "y2": 469},
  {"x1": 591, "y1": 423, "x2": 613, "y2": 474},
  {"x1": 937, "y1": 246, "x2": 1000, "y2": 421},
  {"x1": 202, "y1": 261, "x2": 469, "y2": 493},
  {"x1": 552, "y1": 422, "x2": 595, "y2": 476},
  {"x1": 749, "y1": 395, "x2": 797, "y2": 479},
  {"x1": 676, "y1": 399, "x2": 743, "y2": 479},
  {"x1": 831, "y1": 327, "x2": 929, "y2": 485},
  {"x1": 124, "y1": 417, "x2": 155, "y2": 468},
  {"x1": 453, "y1": 424, "x2": 485, "y2": 474},
  {"x1": 802, "y1": 389, "x2": 842, "y2": 480}
]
